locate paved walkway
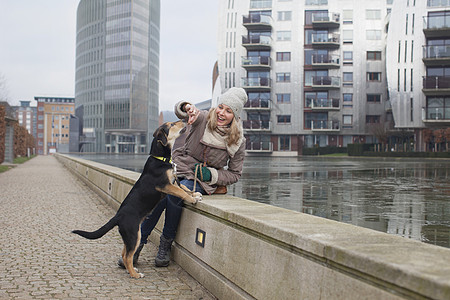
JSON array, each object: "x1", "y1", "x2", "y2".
[{"x1": 0, "y1": 155, "x2": 215, "y2": 300}]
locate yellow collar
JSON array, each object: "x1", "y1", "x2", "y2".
[{"x1": 151, "y1": 155, "x2": 172, "y2": 164}]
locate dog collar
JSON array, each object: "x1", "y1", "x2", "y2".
[{"x1": 151, "y1": 155, "x2": 172, "y2": 164}]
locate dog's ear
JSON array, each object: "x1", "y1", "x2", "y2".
[{"x1": 153, "y1": 126, "x2": 168, "y2": 146}]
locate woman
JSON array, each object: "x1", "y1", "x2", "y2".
[{"x1": 118, "y1": 87, "x2": 248, "y2": 268}]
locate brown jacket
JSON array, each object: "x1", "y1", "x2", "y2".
[{"x1": 172, "y1": 102, "x2": 246, "y2": 195}]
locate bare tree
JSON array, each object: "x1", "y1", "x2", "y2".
[{"x1": 369, "y1": 123, "x2": 388, "y2": 152}]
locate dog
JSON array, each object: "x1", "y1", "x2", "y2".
[{"x1": 72, "y1": 120, "x2": 202, "y2": 278}]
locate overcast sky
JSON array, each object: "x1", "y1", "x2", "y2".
[{"x1": 0, "y1": 0, "x2": 218, "y2": 111}]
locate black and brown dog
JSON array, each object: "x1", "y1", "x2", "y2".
[{"x1": 72, "y1": 120, "x2": 202, "y2": 278}]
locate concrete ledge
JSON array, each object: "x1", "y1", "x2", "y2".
[{"x1": 55, "y1": 153, "x2": 450, "y2": 300}]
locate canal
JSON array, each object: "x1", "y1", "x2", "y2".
[{"x1": 70, "y1": 154, "x2": 450, "y2": 248}]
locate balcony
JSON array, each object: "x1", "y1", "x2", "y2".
[
  {"x1": 242, "y1": 77, "x2": 272, "y2": 90},
  {"x1": 422, "y1": 107, "x2": 450, "y2": 123},
  {"x1": 243, "y1": 120, "x2": 271, "y2": 132},
  {"x1": 311, "y1": 33, "x2": 340, "y2": 48},
  {"x1": 244, "y1": 98, "x2": 271, "y2": 110},
  {"x1": 243, "y1": 14, "x2": 272, "y2": 30},
  {"x1": 242, "y1": 35, "x2": 272, "y2": 49},
  {"x1": 311, "y1": 53, "x2": 340, "y2": 69},
  {"x1": 311, "y1": 76, "x2": 340, "y2": 89},
  {"x1": 306, "y1": 98, "x2": 340, "y2": 110},
  {"x1": 308, "y1": 120, "x2": 340, "y2": 132},
  {"x1": 422, "y1": 76, "x2": 450, "y2": 95},
  {"x1": 312, "y1": 12, "x2": 340, "y2": 29},
  {"x1": 422, "y1": 45, "x2": 450, "y2": 66},
  {"x1": 246, "y1": 141, "x2": 273, "y2": 153},
  {"x1": 242, "y1": 56, "x2": 271, "y2": 69},
  {"x1": 423, "y1": 15, "x2": 450, "y2": 38}
]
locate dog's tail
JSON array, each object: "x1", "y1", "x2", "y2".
[{"x1": 72, "y1": 217, "x2": 118, "y2": 240}]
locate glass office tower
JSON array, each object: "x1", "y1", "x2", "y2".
[{"x1": 75, "y1": 0, "x2": 160, "y2": 153}]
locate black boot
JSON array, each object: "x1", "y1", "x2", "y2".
[
  {"x1": 155, "y1": 235, "x2": 173, "y2": 267},
  {"x1": 117, "y1": 243, "x2": 145, "y2": 269}
]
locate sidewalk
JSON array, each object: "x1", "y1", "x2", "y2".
[{"x1": 0, "y1": 155, "x2": 215, "y2": 300}]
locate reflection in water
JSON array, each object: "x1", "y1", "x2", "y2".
[{"x1": 70, "y1": 154, "x2": 450, "y2": 248}]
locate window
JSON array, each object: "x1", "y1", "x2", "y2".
[
  {"x1": 343, "y1": 93, "x2": 353, "y2": 102},
  {"x1": 367, "y1": 94, "x2": 381, "y2": 102},
  {"x1": 366, "y1": 9, "x2": 381, "y2": 20},
  {"x1": 277, "y1": 115, "x2": 291, "y2": 124},
  {"x1": 277, "y1": 31, "x2": 291, "y2": 41},
  {"x1": 277, "y1": 93, "x2": 291, "y2": 103},
  {"x1": 343, "y1": 115, "x2": 353, "y2": 125},
  {"x1": 366, "y1": 115, "x2": 381, "y2": 123},
  {"x1": 410, "y1": 98, "x2": 414, "y2": 122},
  {"x1": 343, "y1": 72, "x2": 353, "y2": 83},
  {"x1": 343, "y1": 51, "x2": 353, "y2": 63},
  {"x1": 343, "y1": 10, "x2": 353, "y2": 23},
  {"x1": 278, "y1": 11, "x2": 292, "y2": 21},
  {"x1": 411, "y1": 69, "x2": 413, "y2": 91},
  {"x1": 343, "y1": 30, "x2": 353, "y2": 42},
  {"x1": 367, "y1": 51, "x2": 381, "y2": 60},
  {"x1": 405, "y1": 14, "x2": 409, "y2": 35},
  {"x1": 276, "y1": 72, "x2": 291, "y2": 82},
  {"x1": 276, "y1": 52, "x2": 291, "y2": 61},
  {"x1": 305, "y1": 0, "x2": 328, "y2": 5},
  {"x1": 367, "y1": 72, "x2": 381, "y2": 81},
  {"x1": 279, "y1": 136, "x2": 290, "y2": 151},
  {"x1": 366, "y1": 30, "x2": 381, "y2": 40}
]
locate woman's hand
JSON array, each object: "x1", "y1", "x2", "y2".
[{"x1": 185, "y1": 104, "x2": 199, "y2": 124}]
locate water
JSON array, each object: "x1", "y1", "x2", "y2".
[{"x1": 70, "y1": 154, "x2": 450, "y2": 248}]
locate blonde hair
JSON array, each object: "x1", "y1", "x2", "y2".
[{"x1": 207, "y1": 108, "x2": 242, "y2": 146}]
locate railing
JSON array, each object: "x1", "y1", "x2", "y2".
[
  {"x1": 244, "y1": 99, "x2": 271, "y2": 109},
  {"x1": 243, "y1": 120, "x2": 271, "y2": 131},
  {"x1": 242, "y1": 77, "x2": 272, "y2": 88},
  {"x1": 243, "y1": 14, "x2": 272, "y2": 26},
  {"x1": 242, "y1": 56, "x2": 271, "y2": 67},
  {"x1": 311, "y1": 33, "x2": 340, "y2": 44},
  {"x1": 422, "y1": 45, "x2": 450, "y2": 59},
  {"x1": 311, "y1": 53, "x2": 340, "y2": 65},
  {"x1": 306, "y1": 98, "x2": 340, "y2": 109},
  {"x1": 309, "y1": 120, "x2": 340, "y2": 130},
  {"x1": 242, "y1": 35, "x2": 272, "y2": 46},
  {"x1": 246, "y1": 142, "x2": 273, "y2": 152},
  {"x1": 423, "y1": 76, "x2": 450, "y2": 89},
  {"x1": 311, "y1": 76, "x2": 341, "y2": 88},
  {"x1": 312, "y1": 12, "x2": 340, "y2": 23},
  {"x1": 423, "y1": 15, "x2": 450, "y2": 30},
  {"x1": 422, "y1": 107, "x2": 450, "y2": 120}
]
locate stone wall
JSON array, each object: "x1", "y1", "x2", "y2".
[{"x1": 55, "y1": 153, "x2": 450, "y2": 300}]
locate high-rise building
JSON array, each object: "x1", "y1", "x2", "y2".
[
  {"x1": 217, "y1": 0, "x2": 405, "y2": 155},
  {"x1": 387, "y1": 0, "x2": 450, "y2": 152},
  {"x1": 75, "y1": 0, "x2": 160, "y2": 153},
  {"x1": 35, "y1": 96, "x2": 75, "y2": 155}
]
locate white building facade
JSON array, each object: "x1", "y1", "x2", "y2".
[
  {"x1": 217, "y1": 0, "x2": 400, "y2": 155},
  {"x1": 387, "y1": 0, "x2": 450, "y2": 151}
]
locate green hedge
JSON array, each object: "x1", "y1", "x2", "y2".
[
  {"x1": 361, "y1": 151, "x2": 450, "y2": 158},
  {"x1": 302, "y1": 146, "x2": 347, "y2": 155}
]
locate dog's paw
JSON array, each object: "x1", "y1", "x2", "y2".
[{"x1": 193, "y1": 192, "x2": 202, "y2": 204}]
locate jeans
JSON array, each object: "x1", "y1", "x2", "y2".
[{"x1": 140, "y1": 179, "x2": 205, "y2": 243}]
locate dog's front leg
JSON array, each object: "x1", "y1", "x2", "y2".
[{"x1": 157, "y1": 185, "x2": 202, "y2": 204}]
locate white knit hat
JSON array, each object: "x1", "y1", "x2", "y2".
[{"x1": 218, "y1": 87, "x2": 248, "y2": 119}]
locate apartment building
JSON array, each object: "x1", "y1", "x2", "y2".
[
  {"x1": 217, "y1": 0, "x2": 396, "y2": 155},
  {"x1": 387, "y1": 0, "x2": 450, "y2": 151},
  {"x1": 14, "y1": 101, "x2": 37, "y2": 138},
  {"x1": 35, "y1": 96, "x2": 75, "y2": 155}
]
